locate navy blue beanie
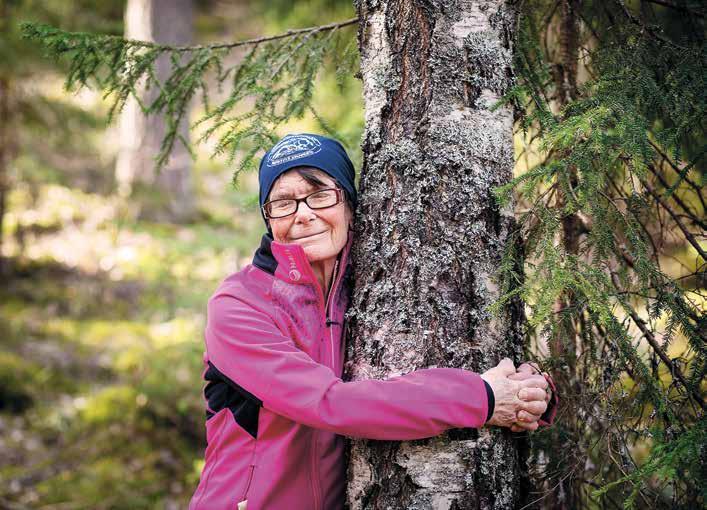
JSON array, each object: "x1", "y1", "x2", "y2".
[{"x1": 258, "y1": 133, "x2": 357, "y2": 220}]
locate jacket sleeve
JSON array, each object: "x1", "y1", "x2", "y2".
[
  {"x1": 205, "y1": 293, "x2": 489, "y2": 440},
  {"x1": 538, "y1": 374, "x2": 558, "y2": 426}
]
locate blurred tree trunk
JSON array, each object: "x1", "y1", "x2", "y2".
[
  {"x1": 0, "y1": 80, "x2": 8, "y2": 278},
  {"x1": 547, "y1": 2, "x2": 582, "y2": 507},
  {"x1": 0, "y1": 0, "x2": 11, "y2": 276},
  {"x1": 346, "y1": 1, "x2": 525, "y2": 508},
  {"x1": 116, "y1": 0, "x2": 195, "y2": 223}
]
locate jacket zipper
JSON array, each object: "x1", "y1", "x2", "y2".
[
  {"x1": 309, "y1": 259, "x2": 345, "y2": 510},
  {"x1": 240, "y1": 464, "x2": 255, "y2": 504},
  {"x1": 301, "y1": 254, "x2": 346, "y2": 510},
  {"x1": 324, "y1": 259, "x2": 340, "y2": 369}
]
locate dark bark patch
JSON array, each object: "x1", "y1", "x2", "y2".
[{"x1": 383, "y1": 0, "x2": 435, "y2": 140}]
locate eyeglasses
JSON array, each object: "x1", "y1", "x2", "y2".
[{"x1": 262, "y1": 188, "x2": 344, "y2": 219}]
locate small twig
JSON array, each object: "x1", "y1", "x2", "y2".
[
  {"x1": 641, "y1": 0, "x2": 705, "y2": 19},
  {"x1": 122, "y1": 17, "x2": 358, "y2": 53},
  {"x1": 646, "y1": 163, "x2": 706, "y2": 231},
  {"x1": 614, "y1": 0, "x2": 687, "y2": 49},
  {"x1": 641, "y1": 179, "x2": 707, "y2": 262},
  {"x1": 610, "y1": 272, "x2": 706, "y2": 411},
  {"x1": 649, "y1": 140, "x2": 705, "y2": 210}
]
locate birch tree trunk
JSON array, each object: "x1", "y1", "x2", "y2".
[
  {"x1": 346, "y1": 1, "x2": 524, "y2": 508},
  {"x1": 116, "y1": 0, "x2": 195, "y2": 223}
]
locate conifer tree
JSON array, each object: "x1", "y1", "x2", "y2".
[{"x1": 498, "y1": 0, "x2": 705, "y2": 507}]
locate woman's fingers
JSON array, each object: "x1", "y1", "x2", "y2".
[
  {"x1": 518, "y1": 387, "x2": 547, "y2": 402},
  {"x1": 507, "y1": 372, "x2": 533, "y2": 381},
  {"x1": 516, "y1": 410, "x2": 541, "y2": 422},
  {"x1": 518, "y1": 399, "x2": 547, "y2": 416},
  {"x1": 519, "y1": 375, "x2": 548, "y2": 390},
  {"x1": 511, "y1": 419, "x2": 539, "y2": 432}
]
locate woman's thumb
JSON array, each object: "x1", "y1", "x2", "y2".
[{"x1": 497, "y1": 357, "x2": 516, "y2": 376}]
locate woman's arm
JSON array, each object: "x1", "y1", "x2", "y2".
[{"x1": 206, "y1": 292, "x2": 513, "y2": 440}]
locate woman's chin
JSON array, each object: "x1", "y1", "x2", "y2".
[{"x1": 302, "y1": 244, "x2": 337, "y2": 264}]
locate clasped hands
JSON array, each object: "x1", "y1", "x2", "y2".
[{"x1": 480, "y1": 358, "x2": 552, "y2": 432}]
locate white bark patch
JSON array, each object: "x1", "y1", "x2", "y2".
[
  {"x1": 347, "y1": 441, "x2": 374, "y2": 507},
  {"x1": 396, "y1": 439, "x2": 477, "y2": 492},
  {"x1": 451, "y1": 1, "x2": 491, "y2": 45},
  {"x1": 475, "y1": 88, "x2": 503, "y2": 111},
  {"x1": 360, "y1": 12, "x2": 393, "y2": 145}
]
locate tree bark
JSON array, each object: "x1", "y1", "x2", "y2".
[
  {"x1": 346, "y1": 1, "x2": 523, "y2": 508},
  {"x1": 116, "y1": 0, "x2": 195, "y2": 223}
]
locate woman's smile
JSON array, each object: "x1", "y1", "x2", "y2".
[{"x1": 290, "y1": 230, "x2": 328, "y2": 241}]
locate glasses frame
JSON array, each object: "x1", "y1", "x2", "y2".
[{"x1": 262, "y1": 188, "x2": 344, "y2": 219}]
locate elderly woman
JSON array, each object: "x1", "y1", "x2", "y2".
[{"x1": 189, "y1": 134, "x2": 556, "y2": 510}]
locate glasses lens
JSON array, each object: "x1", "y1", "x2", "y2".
[
  {"x1": 306, "y1": 189, "x2": 338, "y2": 209},
  {"x1": 265, "y1": 199, "x2": 296, "y2": 218}
]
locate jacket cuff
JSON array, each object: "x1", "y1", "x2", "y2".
[
  {"x1": 483, "y1": 380, "x2": 495, "y2": 423},
  {"x1": 538, "y1": 373, "x2": 559, "y2": 426}
]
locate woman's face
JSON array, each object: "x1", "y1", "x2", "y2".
[{"x1": 267, "y1": 168, "x2": 352, "y2": 264}]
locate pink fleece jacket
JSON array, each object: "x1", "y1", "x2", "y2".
[{"x1": 189, "y1": 233, "x2": 555, "y2": 510}]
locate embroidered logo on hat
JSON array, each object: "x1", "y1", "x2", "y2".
[{"x1": 267, "y1": 134, "x2": 322, "y2": 167}]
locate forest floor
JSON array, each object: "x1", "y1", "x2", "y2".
[{"x1": 0, "y1": 168, "x2": 263, "y2": 509}]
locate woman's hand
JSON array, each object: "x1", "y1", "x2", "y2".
[
  {"x1": 508, "y1": 362, "x2": 553, "y2": 432},
  {"x1": 480, "y1": 358, "x2": 549, "y2": 429}
]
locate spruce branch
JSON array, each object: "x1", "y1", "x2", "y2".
[
  {"x1": 640, "y1": 178, "x2": 707, "y2": 262},
  {"x1": 649, "y1": 140, "x2": 706, "y2": 210},
  {"x1": 21, "y1": 18, "x2": 359, "y2": 54},
  {"x1": 21, "y1": 18, "x2": 360, "y2": 177},
  {"x1": 646, "y1": 162, "x2": 707, "y2": 231},
  {"x1": 614, "y1": 0, "x2": 688, "y2": 49},
  {"x1": 609, "y1": 272, "x2": 706, "y2": 411}
]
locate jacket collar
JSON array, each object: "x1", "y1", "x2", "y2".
[{"x1": 253, "y1": 231, "x2": 353, "y2": 286}]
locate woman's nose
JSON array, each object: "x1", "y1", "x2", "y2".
[{"x1": 293, "y1": 200, "x2": 316, "y2": 222}]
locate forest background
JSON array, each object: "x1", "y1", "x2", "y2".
[{"x1": 1, "y1": 0, "x2": 704, "y2": 509}]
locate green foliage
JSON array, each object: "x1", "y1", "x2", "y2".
[
  {"x1": 592, "y1": 417, "x2": 707, "y2": 508},
  {"x1": 21, "y1": 15, "x2": 361, "y2": 182},
  {"x1": 496, "y1": 1, "x2": 706, "y2": 507}
]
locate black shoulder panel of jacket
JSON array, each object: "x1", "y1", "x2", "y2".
[
  {"x1": 252, "y1": 232, "x2": 277, "y2": 275},
  {"x1": 204, "y1": 361, "x2": 262, "y2": 438}
]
